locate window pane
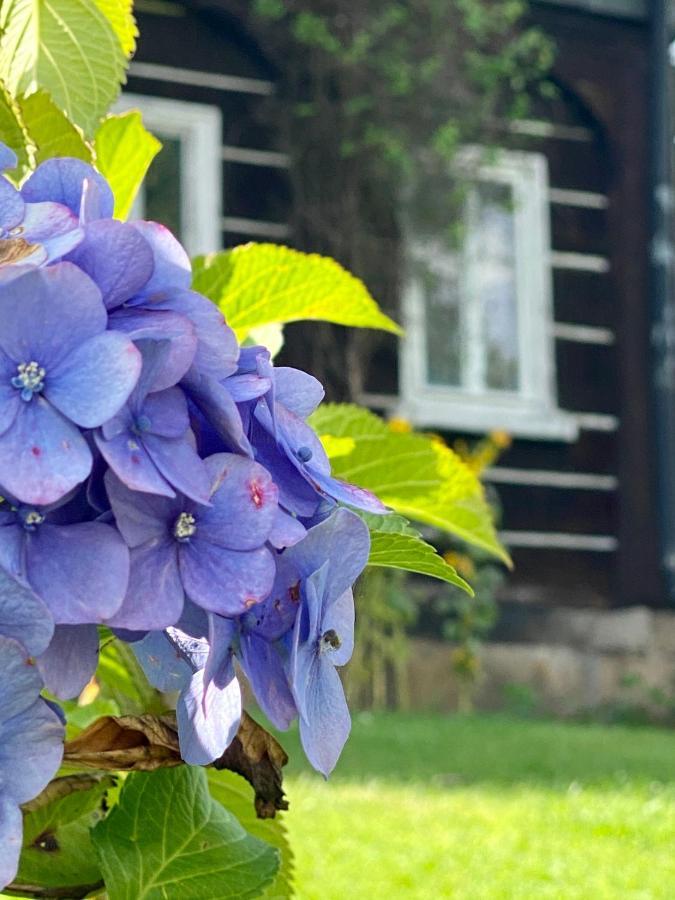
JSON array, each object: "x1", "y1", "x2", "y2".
[
  {"x1": 470, "y1": 181, "x2": 520, "y2": 391},
  {"x1": 142, "y1": 137, "x2": 182, "y2": 240},
  {"x1": 409, "y1": 240, "x2": 463, "y2": 386}
]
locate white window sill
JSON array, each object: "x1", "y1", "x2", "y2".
[{"x1": 396, "y1": 392, "x2": 579, "y2": 442}]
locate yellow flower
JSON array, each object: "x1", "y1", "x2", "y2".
[{"x1": 387, "y1": 417, "x2": 412, "y2": 433}]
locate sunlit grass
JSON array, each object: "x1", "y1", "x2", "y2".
[{"x1": 277, "y1": 713, "x2": 675, "y2": 898}]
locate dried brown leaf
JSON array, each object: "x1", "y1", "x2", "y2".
[{"x1": 213, "y1": 711, "x2": 289, "y2": 818}]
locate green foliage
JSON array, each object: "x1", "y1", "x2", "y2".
[
  {"x1": 0, "y1": 82, "x2": 33, "y2": 176},
  {"x1": 92, "y1": 766, "x2": 280, "y2": 899},
  {"x1": 208, "y1": 771, "x2": 294, "y2": 899},
  {"x1": 19, "y1": 90, "x2": 92, "y2": 163},
  {"x1": 93, "y1": 0, "x2": 138, "y2": 56},
  {"x1": 361, "y1": 512, "x2": 471, "y2": 590},
  {"x1": 16, "y1": 775, "x2": 112, "y2": 889},
  {"x1": 192, "y1": 243, "x2": 402, "y2": 343},
  {"x1": 95, "y1": 111, "x2": 162, "y2": 219},
  {"x1": 311, "y1": 404, "x2": 510, "y2": 565},
  {"x1": 0, "y1": 0, "x2": 129, "y2": 136}
]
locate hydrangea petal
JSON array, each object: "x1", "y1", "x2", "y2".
[
  {"x1": 143, "y1": 433, "x2": 211, "y2": 505},
  {"x1": 142, "y1": 386, "x2": 190, "y2": 438},
  {"x1": 283, "y1": 508, "x2": 370, "y2": 605},
  {"x1": 153, "y1": 290, "x2": 239, "y2": 380},
  {"x1": 274, "y1": 367, "x2": 325, "y2": 418},
  {"x1": 323, "y1": 588, "x2": 355, "y2": 666},
  {"x1": 0, "y1": 399, "x2": 92, "y2": 505},
  {"x1": 0, "y1": 566, "x2": 54, "y2": 656},
  {"x1": 0, "y1": 178, "x2": 24, "y2": 230},
  {"x1": 21, "y1": 200, "x2": 79, "y2": 243},
  {"x1": 0, "y1": 698, "x2": 65, "y2": 803},
  {"x1": 106, "y1": 538, "x2": 184, "y2": 631},
  {"x1": 95, "y1": 429, "x2": 175, "y2": 499},
  {"x1": 133, "y1": 630, "x2": 192, "y2": 694},
  {"x1": 66, "y1": 219, "x2": 154, "y2": 309},
  {"x1": 104, "y1": 470, "x2": 178, "y2": 547},
  {"x1": 110, "y1": 307, "x2": 197, "y2": 392},
  {"x1": 297, "y1": 657, "x2": 350, "y2": 778},
  {"x1": 180, "y1": 541, "x2": 275, "y2": 616},
  {"x1": 0, "y1": 636, "x2": 45, "y2": 720},
  {"x1": 0, "y1": 793, "x2": 22, "y2": 890},
  {"x1": 184, "y1": 372, "x2": 252, "y2": 457},
  {"x1": 238, "y1": 632, "x2": 297, "y2": 730},
  {"x1": 268, "y1": 508, "x2": 306, "y2": 549},
  {"x1": 26, "y1": 522, "x2": 129, "y2": 623},
  {"x1": 199, "y1": 454, "x2": 278, "y2": 551},
  {"x1": 308, "y1": 468, "x2": 390, "y2": 515},
  {"x1": 47, "y1": 330, "x2": 141, "y2": 427},
  {"x1": 36, "y1": 624, "x2": 99, "y2": 699},
  {"x1": 0, "y1": 263, "x2": 106, "y2": 369},
  {"x1": 177, "y1": 667, "x2": 241, "y2": 765},
  {"x1": 131, "y1": 221, "x2": 191, "y2": 296},
  {"x1": 0, "y1": 143, "x2": 17, "y2": 172},
  {"x1": 21, "y1": 158, "x2": 113, "y2": 219}
]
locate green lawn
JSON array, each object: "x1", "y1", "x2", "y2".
[{"x1": 275, "y1": 713, "x2": 675, "y2": 899}]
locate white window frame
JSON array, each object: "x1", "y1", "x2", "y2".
[
  {"x1": 399, "y1": 147, "x2": 577, "y2": 441},
  {"x1": 115, "y1": 93, "x2": 222, "y2": 257}
]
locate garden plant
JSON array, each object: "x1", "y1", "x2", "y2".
[{"x1": 0, "y1": 2, "x2": 509, "y2": 895}]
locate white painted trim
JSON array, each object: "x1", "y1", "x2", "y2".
[
  {"x1": 574, "y1": 412, "x2": 619, "y2": 432},
  {"x1": 485, "y1": 467, "x2": 617, "y2": 491},
  {"x1": 548, "y1": 188, "x2": 609, "y2": 209},
  {"x1": 552, "y1": 323, "x2": 615, "y2": 345},
  {"x1": 550, "y1": 251, "x2": 610, "y2": 273},
  {"x1": 116, "y1": 94, "x2": 222, "y2": 256},
  {"x1": 221, "y1": 146, "x2": 291, "y2": 168},
  {"x1": 509, "y1": 119, "x2": 594, "y2": 142},
  {"x1": 221, "y1": 217, "x2": 290, "y2": 239},
  {"x1": 128, "y1": 61, "x2": 275, "y2": 96},
  {"x1": 500, "y1": 530, "x2": 618, "y2": 551}
]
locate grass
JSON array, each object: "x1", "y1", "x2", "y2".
[{"x1": 273, "y1": 712, "x2": 675, "y2": 899}]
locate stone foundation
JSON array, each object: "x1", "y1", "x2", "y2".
[{"x1": 406, "y1": 606, "x2": 675, "y2": 716}]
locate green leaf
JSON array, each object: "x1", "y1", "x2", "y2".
[
  {"x1": 92, "y1": 767, "x2": 279, "y2": 899},
  {"x1": 368, "y1": 531, "x2": 472, "y2": 591},
  {"x1": 16, "y1": 774, "x2": 112, "y2": 889},
  {"x1": 0, "y1": 0, "x2": 128, "y2": 136},
  {"x1": 92, "y1": 0, "x2": 137, "y2": 55},
  {"x1": 96, "y1": 636, "x2": 164, "y2": 715},
  {"x1": 19, "y1": 90, "x2": 92, "y2": 163},
  {"x1": 192, "y1": 244, "x2": 402, "y2": 341},
  {"x1": 0, "y1": 80, "x2": 33, "y2": 177},
  {"x1": 95, "y1": 111, "x2": 162, "y2": 219},
  {"x1": 208, "y1": 770, "x2": 294, "y2": 899},
  {"x1": 310, "y1": 404, "x2": 511, "y2": 565}
]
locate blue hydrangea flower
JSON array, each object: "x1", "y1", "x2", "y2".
[
  {"x1": 36, "y1": 623, "x2": 100, "y2": 700},
  {"x1": 20, "y1": 156, "x2": 114, "y2": 221},
  {"x1": 242, "y1": 349, "x2": 388, "y2": 517},
  {"x1": 105, "y1": 453, "x2": 279, "y2": 630},
  {"x1": 0, "y1": 264, "x2": 142, "y2": 504},
  {"x1": 0, "y1": 635, "x2": 64, "y2": 889},
  {"x1": 0, "y1": 491, "x2": 130, "y2": 625},
  {"x1": 95, "y1": 341, "x2": 211, "y2": 503},
  {"x1": 286, "y1": 508, "x2": 370, "y2": 776},
  {"x1": 0, "y1": 147, "x2": 84, "y2": 269},
  {"x1": 134, "y1": 603, "x2": 241, "y2": 765}
]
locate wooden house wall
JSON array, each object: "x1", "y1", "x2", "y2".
[{"x1": 130, "y1": 2, "x2": 661, "y2": 610}]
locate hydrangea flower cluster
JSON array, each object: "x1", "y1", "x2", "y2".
[{"x1": 0, "y1": 145, "x2": 383, "y2": 884}]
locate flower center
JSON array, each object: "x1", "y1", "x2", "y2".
[
  {"x1": 132, "y1": 415, "x2": 152, "y2": 435},
  {"x1": 0, "y1": 234, "x2": 37, "y2": 267},
  {"x1": 296, "y1": 445, "x2": 313, "y2": 463},
  {"x1": 20, "y1": 509, "x2": 45, "y2": 531},
  {"x1": 11, "y1": 361, "x2": 46, "y2": 401},
  {"x1": 173, "y1": 512, "x2": 197, "y2": 542},
  {"x1": 320, "y1": 629, "x2": 342, "y2": 653}
]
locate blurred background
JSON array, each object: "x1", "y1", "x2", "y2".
[{"x1": 120, "y1": 0, "x2": 675, "y2": 894}]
